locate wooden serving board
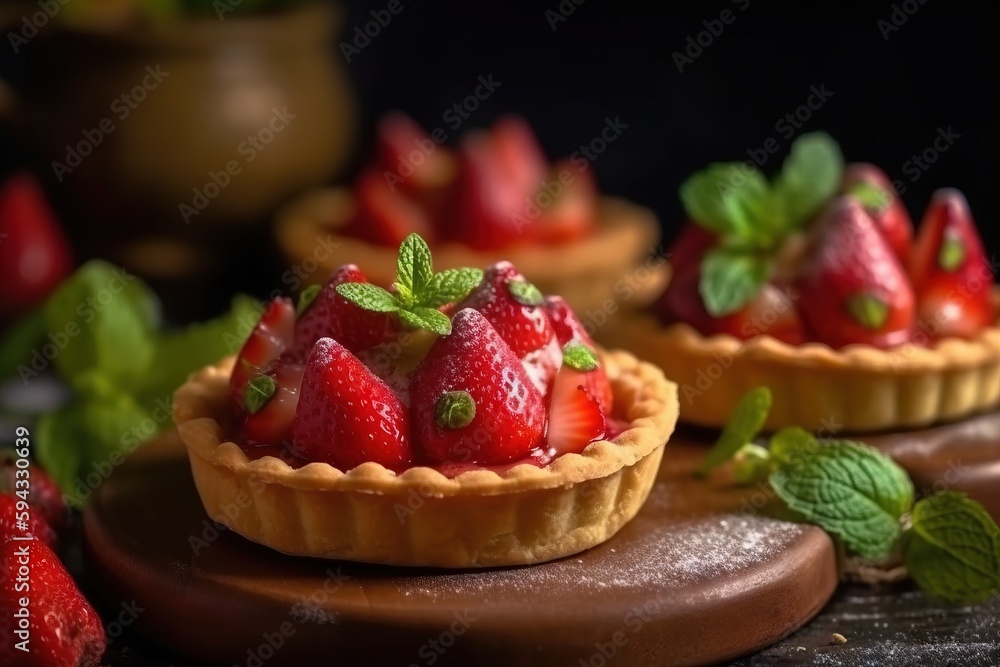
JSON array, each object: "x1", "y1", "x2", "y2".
[{"x1": 83, "y1": 431, "x2": 838, "y2": 667}]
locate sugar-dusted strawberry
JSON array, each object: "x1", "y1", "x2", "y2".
[
  {"x1": 655, "y1": 264, "x2": 805, "y2": 345},
  {"x1": 292, "y1": 338, "x2": 412, "y2": 470},
  {"x1": 545, "y1": 295, "x2": 596, "y2": 347},
  {"x1": 665, "y1": 223, "x2": 716, "y2": 279},
  {"x1": 842, "y1": 163, "x2": 913, "y2": 262},
  {"x1": 492, "y1": 115, "x2": 548, "y2": 205},
  {"x1": 451, "y1": 132, "x2": 526, "y2": 250},
  {"x1": 0, "y1": 456, "x2": 67, "y2": 535},
  {"x1": 795, "y1": 196, "x2": 914, "y2": 348},
  {"x1": 292, "y1": 264, "x2": 399, "y2": 358},
  {"x1": 0, "y1": 538, "x2": 106, "y2": 667},
  {"x1": 242, "y1": 355, "x2": 305, "y2": 447},
  {"x1": 531, "y1": 160, "x2": 596, "y2": 244},
  {"x1": 0, "y1": 494, "x2": 56, "y2": 548},
  {"x1": 458, "y1": 261, "x2": 559, "y2": 394},
  {"x1": 345, "y1": 167, "x2": 435, "y2": 247},
  {"x1": 410, "y1": 309, "x2": 546, "y2": 465},
  {"x1": 231, "y1": 297, "x2": 295, "y2": 408},
  {"x1": 377, "y1": 112, "x2": 456, "y2": 194},
  {"x1": 546, "y1": 362, "x2": 607, "y2": 457}
]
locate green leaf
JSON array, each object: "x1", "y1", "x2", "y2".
[
  {"x1": 903, "y1": 492, "x2": 1000, "y2": 604},
  {"x1": 680, "y1": 163, "x2": 776, "y2": 242},
  {"x1": 36, "y1": 392, "x2": 153, "y2": 507},
  {"x1": 846, "y1": 292, "x2": 889, "y2": 330},
  {"x1": 699, "y1": 248, "x2": 772, "y2": 317},
  {"x1": 696, "y1": 386, "x2": 772, "y2": 477},
  {"x1": 244, "y1": 375, "x2": 276, "y2": 414},
  {"x1": 769, "y1": 440, "x2": 914, "y2": 560},
  {"x1": 396, "y1": 233, "x2": 434, "y2": 299},
  {"x1": 296, "y1": 284, "x2": 321, "y2": 316},
  {"x1": 563, "y1": 341, "x2": 599, "y2": 372},
  {"x1": 769, "y1": 427, "x2": 817, "y2": 464},
  {"x1": 774, "y1": 132, "x2": 844, "y2": 229},
  {"x1": 732, "y1": 443, "x2": 773, "y2": 485},
  {"x1": 335, "y1": 283, "x2": 400, "y2": 313},
  {"x1": 397, "y1": 307, "x2": 452, "y2": 335},
  {"x1": 938, "y1": 235, "x2": 966, "y2": 272},
  {"x1": 420, "y1": 268, "x2": 484, "y2": 308},
  {"x1": 43, "y1": 261, "x2": 157, "y2": 392},
  {"x1": 847, "y1": 181, "x2": 891, "y2": 215},
  {"x1": 507, "y1": 279, "x2": 544, "y2": 306}
]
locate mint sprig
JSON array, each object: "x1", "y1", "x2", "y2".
[
  {"x1": 336, "y1": 234, "x2": 483, "y2": 335},
  {"x1": 679, "y1": 132, "x2": 843, "y2": 316},
  {"x1": 700, "y1": 387, "x2": 1000, "y2": 603}
]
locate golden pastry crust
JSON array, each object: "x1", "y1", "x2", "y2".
[
  {"x1": 274, "y1": 189, "x2": 661, "y2": 314},
  {"x1": 602, "y1": 307, "x2": 1000, "y2": 433},
  {"x1": 173, "y1": 350, "x2": 678, "y2": 567}
]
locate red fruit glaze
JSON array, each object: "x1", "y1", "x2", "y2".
[
  {"x1": 292, "y1": 338, "x2": 413, "y2": 470},
  {"x1": 231, "y1": 298, "x2": 295, "y2": 408},
  {"x1": 292, "y1": 264, "x2": 398, "y2": 358},
  {"x1": 0, "y1": 494, "x2": 56, "y2": 549},
  {"x1": 410, "y1": 309, "x2": 546, "y2": 465},
  {"x1": 843, "y1": 163, "x2": 914, "y2": 262},
  {"x1": 796, "y1": 197, "x2": 914, "y2": 349},
  {"x1": 0, "y1": 538, "x2": 106, "y2": 667}
]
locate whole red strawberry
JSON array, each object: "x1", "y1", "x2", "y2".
[
  {"x1": 292, "y1": 338, "x2": 413, "y2": 470},
  {"x1": 242, "y1": 355, "x2": 305, "y2": 447},
  {"x1": 0, "y1": 456, "x2": 66, "y2": 536},
  {"x1": 292, "y1": 264, "x2": 398, "y2": 359},
  {"x1": 451, "y1": 132, "x2": 527, "y2": 250},
  {"x1": 842, "y1": 163, "x2": 913, "y2": 262},
  {"x1": 0, "y1": 538, "x2": 106, "y2": 667},
  {"x1": 0, "y1": 494, "x2": 55, "y2": 549},
  {"x1": 665, "y1": 223, "x2": 716, "y2": 280},
  {"x1": 909, "y1": 188, "x2": 995, "y2": 339},
  {"x1": 231, "y1": 297, "x2": 295, "y2": 409},
  {"x1": 410, "y1": 309, "x2": 546, "y2": 465},
  {"x1": 796, "y1": 196, "x2": 914, "y2": 348},
  {"x1": 345, "y1": 167, "x2": 435, "y2": 246}
]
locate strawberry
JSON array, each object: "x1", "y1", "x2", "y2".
[
  {"x1": 546, "y1": 364, "x2": 607, "y2": 457},
  {"x1": 410, "y1": 309, "x2": 546, "y2": 465},
  {"x1": 795, "y1": 196, "x2": 914, "y2": 349},
  {"x1": 377, "y1": 112, "x2": 456, "y2": 194},
  {"x1": 0, "y1": 173, "x2": 73, "y2": 315},
  {"x1": 0, "y1": 494, "x2": 56, "y2": 549},
  {"x1": 491, "y1": 115, "x2": 548, "y2": 204},
  {"x1": 0, "y1": 538, "x2": 106, "y2": 667},
  {"x1": 665, "y1": 223, "x2": 717, "y2": 279},
  {"x1": 654, "y1": 264, "x2": 805, "y2": 345},
  {"x1": 0, "y1": 457, "x2": 67, "y2": 536},
  {"x1": 230, "y1": 297, "x2": 295, "y2": 409},
  {"x1": 292, "y1": 338, "x2": 412, "y2": 470},
  {"x1": 458, "y1": 261, "x2": 559, "y2": 394},
  {"x1": 452, "y1": 132, "x2": 527, "y2": 250},
  {"x1": 292, "y1": 264, "x2": 398, "y2": 359},
  {"x1": 544, "y1": 297, "x2": 612, "y2": 412},
  {"x1": 345, "y1": 167, "x2": 435, "y2": 247},
  {"x1": 545, "y1": 295, "x2": 597, "y2": 347},
  {"x1": 531, "y1": 160, "x2": 596, "y2": 244},
  {"x1": 842, "y1": 163, "x2": 913, "y2": 262},
  {"x1": 909, "y1": 189, "x2": 994, "y2": 338},
  {"x1": 242, "y1": 355, "x2": 305, "y2": 447}
]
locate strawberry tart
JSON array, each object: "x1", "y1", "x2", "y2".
[
  {"x1": 173, "y1": 234, "x2": 678, "y2": 567},
  {"x1": 275, "y1": 112, "x2": 659, "y2": 313},
  {"x1": 603, "y1": 133, "x2": 1000, "y2": 432}
]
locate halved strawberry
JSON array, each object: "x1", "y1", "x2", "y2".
[
  {"x1": 410, "y1": 309, "x2": 546, "y2": 465},
  {"x1": 242, "y1": 355, "x2": 305, "y2": 447},
  {"x1": 531, "y1": 160, "x2": 596, "y2": 244},
  {"x1": 795, "y1": 196, "x2": 914, "y2": 348},
  {"x1": 654, "y1": 264, "x2": 805, "y2": 345},
  {"x1": 842, "y1": 163, "x2": 913, "y2": 262},
  {"x1": 492, "y1": 115, "x2": 548, "y2": 204},
  {"x1": 377, "y1": 112, "x2": 456, "y2": 193},
  {"x1": 909, "y1": 188, "x2": 995, "y2": 338},
  {"x1": 292, "y1": 338, "x2": 412, "y2": 470},
  {"x1": 292, "y1": 264, "x2": 399, "y2": 358},
  {"x1": 231, "y1": 297, "x2": 296, "y2": 408},
  {"x1": 344, "y1": 167, "x2": 435, "y2": 247},
  {"x1": 546, "y1": 364, "x2": 607, "y2": 456},
  {"x1": 451, "y1": 132, "x2": 526, "y2": 250},
  {"x1": 458, "y1": 261, "x2": 559, "y2": 394},
  {"x1": 544, "y1": 296, "x2": 612, "y2": 412}
]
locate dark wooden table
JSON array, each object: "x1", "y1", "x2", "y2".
[{"x1": 93, "y1": 581, "x2": 1000, "y2": 666}]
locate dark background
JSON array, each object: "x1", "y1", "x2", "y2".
[{"x1": 2, "y1": 0, "x2": 997, "y2": 317}]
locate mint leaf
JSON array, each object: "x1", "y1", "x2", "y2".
[
  {"x1": 848, "y1": 181, "x2": 891, "y2": 215},
  {"x1": 680, "y1": 163, "x2": 775, "y2": 242},
  {"x1": 396, "y1": 233, "x2": 433, "y2": 302},
  {"x1": 938, "y1": 235, "x2": 966, "y2": 272},
  {"x1": 336, "y1": 283, "x2": 400, "y2": 313},
  {"x1": 846, "y1": 292, "x2": 888, "y2": 330},
  {"x1": 697, "y1": 386, "x2": 772, "y2": 477},
  {"x1": 699, "y1": 248, "x2": 772, "y2": 317},
  {"x1": 774, "y1": 132, "x2": 843, "y2": 229},
  {"x1": 732, "y1": 443, "x2": 772, "y2": 484},
  {"x1": 769, "y1": 427, "x2": 817, "y2": 464},
  {"x1": 397, "y1": 306, "x2": 451, "y2": 335},
  {"x1": 903, "y1": 492, "x2": 1000, "y2": 604},
  {"x1": 770, "y1": 440, "x2": 914, "y2": 560},
  {"x1": 563, "y1": 341, "x2": 599, "y2": 372},
  {"x1": 296, "y1": 284, "x2": 321, "y2": 315},
  {"x1": 421, "y1": 268, "x2": 484, "y2": 308}
]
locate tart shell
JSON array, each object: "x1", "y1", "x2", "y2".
[
  {"x1": 274, "y1": 189, "x2": 661, "y2": 314},
  {"x1": 602, "y1": 306, "x2": 1000, "y2": 433},
  {"x1": 173, "y1": 351, "x2": 678, "y2": 568}
]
